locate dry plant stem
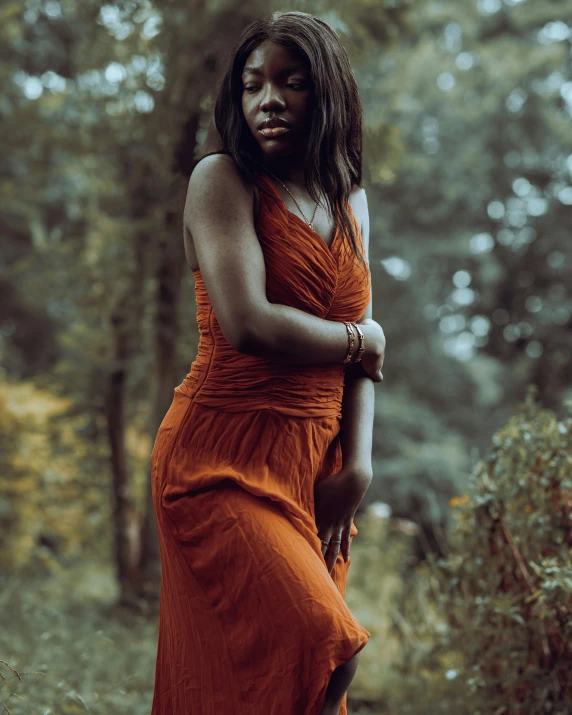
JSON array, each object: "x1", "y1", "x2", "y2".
[
  {"x1": 0, "y1": 662, "x2": 23, "y2": 682},
  {"x1": 499, "y1": 519, "x2": 551, "y2": 658},
  {"x1": 498, "y1": 519, "x2": 535, "y2": 593}
]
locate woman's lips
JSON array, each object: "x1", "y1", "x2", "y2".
[{"x1": 258, "y1": 126, "x2": 290, "y2": 137}]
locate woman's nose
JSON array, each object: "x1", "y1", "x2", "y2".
[{"x1": 260, "y1": 85, "x2": 286, "y2": 111}]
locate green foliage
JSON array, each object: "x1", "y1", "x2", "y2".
[
  {"x1": 387, "y1": 385, "x2": 572, "y2": 714},
  {"x1": 0, "y1": 379, "x2": 115, "y2": 572},
  {"x1": 347, "y1": 508, "x2": 424, "y2": 705},
  {"x1": 0, "y1": 389, "x2": 40, "y2": 571},
  {"x1": 433, "y1": 385, "x2": 572, "y2": 713},
  {"x1": 362, "y1": 0, "x2": 572, "y2": 412}
]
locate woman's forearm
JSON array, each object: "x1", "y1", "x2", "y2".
[
  {"x1": 237, "y1": 302, "x2": 363, "y2": 364},
  {"x1": 339, "y1": 371, "x2": 375, "y2": 477}
]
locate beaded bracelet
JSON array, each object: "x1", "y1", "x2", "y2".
[{"x1": 341, "y1": 321, "x2": 356, "y2": 363}]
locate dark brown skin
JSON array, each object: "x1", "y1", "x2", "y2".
[
  {"x1": 183, "y1": 43, "x2": 385, "y2": 374},
  {"x1": 183, "y1": 153, "x2": 385, "y2": 368},
  {"x1": 184, "y1": 39, "x2": 384, "y2": 714}
]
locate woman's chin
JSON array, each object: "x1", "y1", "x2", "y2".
[{"x1": 258, "y1": 138, "x2": 304, "y2": 159}]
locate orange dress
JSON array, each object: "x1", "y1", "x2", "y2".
[{"x1": 150, "y1": 172, "x2": 371, "y2": 715}]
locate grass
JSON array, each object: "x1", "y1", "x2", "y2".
[{"x1": 1, "y1": 556, "x2": 157, "y2": 715}]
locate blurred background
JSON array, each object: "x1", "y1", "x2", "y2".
[{"x1": 1, "y1": 0, "x2": 571, "y2": 713}]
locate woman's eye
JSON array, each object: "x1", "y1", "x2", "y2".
[{"x1": 243, "y1": 83, "x2": 305, "y2": 93}]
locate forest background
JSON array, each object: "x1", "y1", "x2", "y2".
[{"x1": 1, "y1": 0, "x2": 571, "y2": 713}]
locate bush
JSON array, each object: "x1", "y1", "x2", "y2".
[
  {"x1": 402, "y1": 385, "x2": 572, "y2": 714},
  {"x1": 0, "y1": 379, "x2": 108, "y2": 575},
  {"x1": 0, "y1": 389, "x2": 41, "y2": 572}
]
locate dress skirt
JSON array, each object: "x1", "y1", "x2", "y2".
[{"x1": 150, "y1": 386, "x2": 370, "y2": 715}]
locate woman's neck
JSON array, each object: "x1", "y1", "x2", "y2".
[{"x1": 262, "y1": 159, "x2": 307, "y2": 188}]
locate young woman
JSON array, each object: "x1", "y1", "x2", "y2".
[{"x1": 150, "y1": 11, "x2": 386, "y2": 715}]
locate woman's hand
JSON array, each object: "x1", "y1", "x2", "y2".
[
  {"x1": 357, "y1": 318, "x2": 385, "y2": 383},
  {"x1": 314, "y1": 466, "x2": 373, "y2": 574}
]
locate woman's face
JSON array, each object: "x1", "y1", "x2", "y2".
[{"x1": 241, "y1": 40, "x2": 314, "y2": 160}]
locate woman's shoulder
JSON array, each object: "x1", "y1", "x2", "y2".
[
  {"x1": 349, "y1": 183, "x2": 366, "y2": 203},
  {"x1": 348, "y1": 184, "x2": 367, "y2": 233},
  {"x1": 192, "y1": 151, "x2": 243, "y2": 178},
  {"x1": 190, "y1": 152, "x2": 259, "y2": 223},
  {"x1": 191, "y1": 152, "x2": 257, "y2": 199}
]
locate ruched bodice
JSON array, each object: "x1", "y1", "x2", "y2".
[
  {"x1": 150, "y1": 169, "x2": 372, "y2": 715},
  {"x1": 179, "y1": 172, "x2": 371, "y2": 418}
]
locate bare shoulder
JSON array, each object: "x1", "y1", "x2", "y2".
[
  {"x1": 185, "y1": 154, "x2": 254, "y2": 226},
  {"x1": 348, "y1": 184, "x2": 369, "y2": 238},
  {"x1": 181, "y1": 152, "x2": 268, "y2": 350}
]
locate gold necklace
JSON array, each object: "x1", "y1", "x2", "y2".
[{"x1": 264, "y1": 169, "x2": 320, "y2": 229}]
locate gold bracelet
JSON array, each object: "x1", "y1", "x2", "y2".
[
  {"x1": 352, "y1": 323, "x2": 365, "y2": 362},
  {"x1": 341, "y1": 321, "x2": 355, "y2": 363}
]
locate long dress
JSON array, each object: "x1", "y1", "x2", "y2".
[{"x1": 150, "y1": 171, "x2": 372, "y2": 715}]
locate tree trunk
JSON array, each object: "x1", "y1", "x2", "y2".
[
  {"x1": 108, "y1": 310, "x2": 142, "y2": 606},
  {"x1": 138, "y1": 208, "x2": 186, "y2": 600}
]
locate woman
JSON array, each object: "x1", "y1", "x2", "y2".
[{"x1": 151, "y1": 10, "x2": 386, "y2": 715}]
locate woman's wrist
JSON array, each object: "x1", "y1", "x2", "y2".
[
  {"x1": 358, "y1": 323, "x2": 379, "y2": 358},
  {"x1": 349, "y1": 324, "x2": 362, "y2": 361},
  {"x1": 341, "y1": 322, "x2": 366, "y2": 363}
]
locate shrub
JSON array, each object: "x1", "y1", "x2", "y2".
[{"x1": 410, "y1": 385, "x2": 572, "y2": 714}]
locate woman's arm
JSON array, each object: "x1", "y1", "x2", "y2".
[
  {"x1": 313, "y1": 190, "x2": 375, "y2": 572},
  {"x1": 185, "y1": 154, "x2": 382, "y2": 367},
  {"x1": 338, "y1": 189, "x2": 375, "y2": 478}
]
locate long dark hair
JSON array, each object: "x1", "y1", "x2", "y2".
[{"x1": 209, "y1": 11, "x2": 366, "y2": 269}]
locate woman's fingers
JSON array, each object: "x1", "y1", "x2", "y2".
[
  {"x1": 318, "y1": 525, "x2": 353, "y2": 572},
  {"x1": 327, "y1": 541, "x2": 341, "y2": 574},
  {"x1": 318, "y1": 531, "x2": 338, "y2": 571},
  {"x1": 319, "y1": 532, "x2": 331, "y2": 558},
  {"x1": 322, "y1": 533, "x2": 343, "y2": 574},
  {"x1": 340, "y1": 526, "x2": 352, "y2": 564}
]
